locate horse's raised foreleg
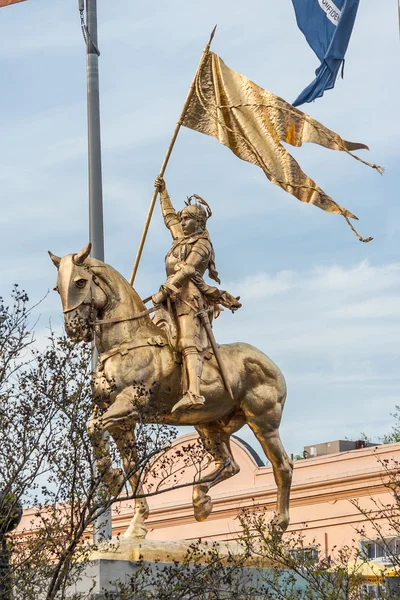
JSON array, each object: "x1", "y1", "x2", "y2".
[
  {"x1": 99, "y1": 388, "x2": 140, "y2": 432},
  {"x1": 88, "y1": 408, "x2": 124, "y2": 495},
  {"x1": 112, "y1": 427, "x2": 149, "y2": 540},
  {"x1": 193, "y1": 423, "x2": 241, "y2": 522}
]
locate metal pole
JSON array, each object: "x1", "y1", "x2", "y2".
[
  {"x1": 86, "y1": 0, "x2": 104, "y2": 262},
  {"x1": 85, "y1": 0, "x2": 112, "y2": 542}
]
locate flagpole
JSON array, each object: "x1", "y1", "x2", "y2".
[
  {"x1": 129, "y1": 26, "x2": 217, "y2": 286},
  {"x1": 85, "y1": 0, "x2": 112, "y2": 543}
]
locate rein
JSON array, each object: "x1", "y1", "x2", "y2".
[
  {"x1": 94, "y1": 296, "x2": 158, "y2": 326},
  {"x1": 94, "y1": 292, "x2": 205, "y2": 327}
]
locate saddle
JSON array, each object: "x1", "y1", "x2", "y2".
[
  {"x1": 151, "y1": 302, "x2": 214, "y2": 397},
  {"x1": 151, "y1": 303, "x2": 213, "y2": 360},
  {"x1": 151, "y1": 302, "x2": 179, "y2": 353}
]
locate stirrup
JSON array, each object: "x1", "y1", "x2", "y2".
[{"x1": 171, "y1": 392, "x2": 206, "y2": 413}]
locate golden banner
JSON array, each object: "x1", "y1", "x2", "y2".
[{"x1": 182, "y1": 52, "x2": 382, "y2": 241}]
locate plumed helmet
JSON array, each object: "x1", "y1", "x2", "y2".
[{"x1": 178, "y1": 194, "x2": 212, "y2": 231}]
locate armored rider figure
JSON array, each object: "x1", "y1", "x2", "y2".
[{"x1": 152, "y1": 176, "x2": 241, "y2": 413}]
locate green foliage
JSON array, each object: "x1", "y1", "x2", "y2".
[
  {"x1": 381, "y1": 407, "x2": 400, "y2": 444},
  {"x1": 359, "y1": 405, "x2": 400, "y2": 446}
]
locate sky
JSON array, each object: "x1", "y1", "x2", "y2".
[{"x1": 0, "y1": 1, "x2": 399, "y2": 461}]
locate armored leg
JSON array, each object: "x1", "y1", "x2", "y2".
[
  {"x1": 183, "y1": 347, "x2": 203, "y2": 397},
  {"x1": 172, "y1": 313, "x2": 206, "y2": 412},
  {"x1": 172, "y1": 346, "x2": 205, "y2": 412}
]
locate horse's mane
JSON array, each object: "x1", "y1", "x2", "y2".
[{"x1": 85, "y1": 257, "x2": 145, "y2": 309}]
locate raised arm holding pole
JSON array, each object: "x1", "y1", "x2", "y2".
[{"x1": 129, "y1": 25, "x2": 217, "y2": 286}]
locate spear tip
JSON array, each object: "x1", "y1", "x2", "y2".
[{"x1": 209, "y1": 24, "x2": 217, "y2": 45}]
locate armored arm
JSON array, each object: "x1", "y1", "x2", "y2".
[
  {"x1": 155, "y1": 176, "x2": 183, "y2": 240},
  {"x1": 152, "y1": 239, "x2": 211, "y2": 305}
]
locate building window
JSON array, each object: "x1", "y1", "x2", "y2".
[
  {"x1": 360, "y1": 538, "x2": 400, "y2": 562},
  {"x1": 290, "y1": 547, "x2": 319, "y2": 564},
  {"x1": 361, "y1": 583, "x2": 385, "y2": 599}
]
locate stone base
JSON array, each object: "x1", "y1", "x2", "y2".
[
  {"x1": 69, "y1": 538, "x2": 307, "y2": 599},
  {"x1": 89, "y1": 537, "x2": 277, "y2": 567}
]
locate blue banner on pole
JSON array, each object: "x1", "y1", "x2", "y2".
[{"x1": 292, "y1": 0, "x2": 360, "y2": 107}]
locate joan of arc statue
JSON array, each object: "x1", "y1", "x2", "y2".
[{"x1": 152, "y1": 176, "x2": 241, "y2": 412}]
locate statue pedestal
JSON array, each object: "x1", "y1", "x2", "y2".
[
  {"x1": 70, "y1": 538, "x2": 304, "y2": 599},
  {"x1": 89, "y1": 537, "x2": 270, "y2": 565}
]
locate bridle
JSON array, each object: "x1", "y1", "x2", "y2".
[{"x1": 62, "y1": 268, "x2": 159, "y2": 327}]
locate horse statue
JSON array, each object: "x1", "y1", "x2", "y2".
[{"x1": 48, "y1": 242, "x2": 293, "y2": 539}]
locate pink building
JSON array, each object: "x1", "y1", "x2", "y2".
[{"x1": 113, "y1": 433, "x2": 400, "y2": 568}]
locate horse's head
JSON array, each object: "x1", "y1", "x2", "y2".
[{"x1": 48, "y1": 242, "x2": 107, "y2": 343}]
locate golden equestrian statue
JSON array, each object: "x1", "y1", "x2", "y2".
[
  {"x1": 46, "y1": 19, "x2": 382, "y2": 540},
  {"x1": 49, "y1": 184, "x2": 292, "y2": 539}
]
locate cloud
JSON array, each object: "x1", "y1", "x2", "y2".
[
  {"x1": 222, "y1": 261, "x2": 400, "y2": 355},
  {"x1": 236, "y1": 271, "x2": 297, "y2": 298},
  {"x1": 335, "y1": 296, "x2": 400, "y2": 320}
]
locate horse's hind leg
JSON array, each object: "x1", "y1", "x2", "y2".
[
  {"x1": 243, "y1": 391, "x2": 293, "y2": 532},
  {"x1": 193, "y1": 417, "x2": 243, "y2": 522}
]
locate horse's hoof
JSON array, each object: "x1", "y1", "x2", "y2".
[
  {"x1": 271, "y1": 514, "x2": 289, "y2": 534},
  {"x1": 194, "y1": 495, "x2": 213, "y2": 522},
  {"x1": 103, "y1": 467, "x2": 124, "y2": 497},
  {"x1": 88, "y1": 418, "x2": 103, "y2": 438},
  {"x1": 122, "y1": 525, "x2": 148, "y2": 540}
]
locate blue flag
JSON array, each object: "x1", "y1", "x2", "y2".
[{"x1": 292, "y1": 0, "x2": 360, "y2": 106}]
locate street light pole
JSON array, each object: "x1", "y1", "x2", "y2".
[
  {"x1": 84, "y1": 0, "x2": 112, "y2": 542},
  {"x1": 86, "y1": 0, "x2": 104, "y2": 263}
]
